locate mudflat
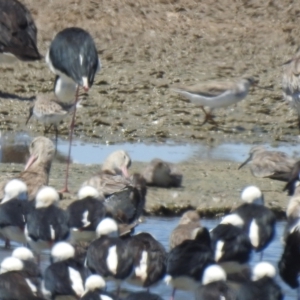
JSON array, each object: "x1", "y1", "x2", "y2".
[{"x1": 0, "y1": 0, "x2": 298, "y2": 216}]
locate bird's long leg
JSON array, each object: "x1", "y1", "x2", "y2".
[
  {"x1": 4, "y1": 239, "x2": 10, "y2": 249},
  {"x1": 297, "y1": 114, "x2": 300, "y2": 131},
  {"x1": 170, "y1": 288, "x2": 176, "y2": 300},
  {"x1": 199, "y1": 106, "x2": 218, "y2": 126},
  {"x1": 44, "y1": 124, "x2": 53, "y2": 135},
  {"x1": 61, "y1": 86, "x2": 80, "y2": 193},
  {"x1": 54, "y1": 125, "x2": 58, "y2": 155}
]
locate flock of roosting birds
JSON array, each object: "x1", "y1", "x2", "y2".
[
  {"x1": 2, "y1": 0, "x2": 300, "y2": 300},
  {"x1": 1, "y1": 135, "x2": 300, "y2": 300}
]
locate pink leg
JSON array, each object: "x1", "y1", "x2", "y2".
[
  {"x1": 170, "y1": 288, "x2": 176, "y2": 300},
  {"x1": 60, "y1": 86, "x2": 80, "y2": 193}
]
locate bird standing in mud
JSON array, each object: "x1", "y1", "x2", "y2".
[
  {"x1": 172, "y1": 77, "x2": 257, "y2": 125},
  {"x1": 46, "y1": 27, "x2": 101, "y2": 193},
  {"x1": 282, "y1": 48, "x2": 300, "y2": 130}
]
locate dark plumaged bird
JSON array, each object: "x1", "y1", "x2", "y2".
[
  {"x1": 232, "y1": 186, "x2": 276, "y2": 257},
  {"x1": 46, "y1": 27, "x2": 101, "y2": 193},
  {"x1": 0, "y1": 256, "x2": 43, "y2": 299},
  {"x1": 126, "y1": 232, "x2": 167, "y2": 288},
  {"x1": 0, "y1": 179, "x2": 29, "y2": 247},
  {"x1": 0, "y1": 0, "x2": 41, "y2": 63},
  {"x1": 80, "y1": 274, "x2": 116, "y2": 300},
  {"x1": 165, "y1": 226, "x2": 215, "y2": 300},
  {"x1": 82, "y1": 150, "x2": 146, "y2": 224},
  {"x1": 195, "y1": 264, "x2": 235, "y2": 300},
  {"x1": 12, "y1": 247, "x2": 42, "y2": 288},
  {"x1": 142, "y1": 158, "x2": 182, "y2": 187},
  {"x1": 42, "y1": 242, "x2": 89, "y2": 299},
  {"x1": 278, "y1": 191, "x2": 300, "y2": 293},
  {"x1": 238, "y1": 146, "x2": 297, "y2": 181},
  {"x1": 68, "y1": 186, "x2": 106, "y2": 243},
  {"x1": 169, "y1": 210, "x2": 201, "y2": 249},
  {"x1": 283, "y1": 161, "x2": 300, "y2": 195},
  {"x1": 86, "y1": 218, "x2": 134, "y2": 296},
  {"x1": 124, "y1": 291, "x2": 163, "y2": 300},
  {"x1": 210, "y1": 214, "x2": 252, "y2": 264},
  {"x1": 24, "y1": 186, "x2": 69, "y2": 257},
  {"x1": 236, "y1": 262, "x2": 283, "y2": 300}
]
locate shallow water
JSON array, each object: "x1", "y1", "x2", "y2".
[
  {"x1": 0, "y1": 218, "x2": 296, "y2": 299},
  {"x1": 1, "y1": 132, "x2": 300, "y2": 164}
]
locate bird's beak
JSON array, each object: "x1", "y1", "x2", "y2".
[
  {"x1": 238, "y1": 156, "x2": 252, "y2": 170},
  {"x1": 24, "y1": 154, "x2": 38, "y2": 171},
  {"x1": 121, "y1": 165, "x2": 130, "y2": 178}
]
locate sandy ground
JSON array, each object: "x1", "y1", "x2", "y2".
[{"x1": 0, "y1": 0, "x2": 299, "y2": 216}]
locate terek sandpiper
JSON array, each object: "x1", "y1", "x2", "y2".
[
  {"x1": 45, "y1": 27, "x2": 101, "y2": 193},
  {"x1": 282, "y1": 48, "x2": 300, "y2": 129},
  {"x1": 26, "y1": 93, "x2": 75, "y2": 148},
  {"x1": 0, "y1": 0, "x2": 41, "y2": 63},
  {"x1": 172, "y1": 77, "x2": 257, "y2": 125}
]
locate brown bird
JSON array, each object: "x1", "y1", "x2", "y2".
[
  {"x1": 142, "y1": 158, "x2": 182, "y2": 188},
  {"x1": 0, "y1": 136, "x2": 55, "y2": 201},
  {"x1": 282, "y1": 48, "x2": 300, "y2": 129},
  {"x1": 238, "y1": 146, "x2": 297, "y2": 181},
  {"x1": 0, "y1": 0, "x2": 41, "y2": 63},
  {"x1": 169, "y1": 210, "x2": 201, "y2": 249},
  {"x1": 26, "y1": 93, "x2": 75, "y2": 146},
  {"x1": 82, "y1": 150, "x2": 146, "y2": 223}
]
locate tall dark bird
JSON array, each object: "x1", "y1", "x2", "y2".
[
  {"x1": 42, "y1": 242, "x2": 89, "y2": 299},
  {"x1": 0, "y1": 256, "x2": 43, "y2": 300},
  {"x1": 0, "y1": 0, "x2": 41, "y2": 62},
  {"x1": 86, "y1": 218, "x2": 134, "y2": 297},
  {"x1": 232, "y1": 186, "x2": 276, "y2": 257},
  {"x1": 46, "y1": 27, "x2": 101, "y2": 193},
  {"x1": 24, "y1": 186, "x2": 70, "y2": 258},
  {"x1": 195, "y1": 264, "x2": 235, "y2": 300},
  {"x1": 237, "y1": 262, "x2": 283, "y2": 300},
  {"x1": 126, "y1": 232, "x2": 167, "y2": 288},
  {"x1": 81, "y1": 274, "x2": 116, "y2": 300},
  {"x1": 68, "y1": 186, "x2": 106, "y2": 243},
  {"x1": 165, "y1": 227, "x2": 215, "y2": 300},
  {"x1": 0, "y1": 179, "x2": 29, "y2": 248},
  {"x1": 210, "y1": 214, "x2": 252, "y2": 264}
]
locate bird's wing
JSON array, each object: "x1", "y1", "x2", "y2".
[{"x1": 173, "y1": 81, "x2": 235, "y2": 97}]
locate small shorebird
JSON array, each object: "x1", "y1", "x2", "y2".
[
  {"x1": 238, "y1": 145, "x2": 297, "y2": 181},
  {"x1": 26, "y1": 93, "x2": 76, "y2": 147},
  {"x1": 0, "y1": 0, "x2": 41, "y2": 63},
  {"x1": 142, "y1": 158, "x2": 182, "y2": 188},
  {"x1": 172, "y1": 77, "x2": 257, "y2": 125},
  {"x1": 46, "y1": 27, "x2": 101, "y2": 192},
  {"x1": 0, "y1": 136, "x2": 55, "y2": 201},
  {"x1": 282, "y1": 48, "x2": 300, "y2": 129}
]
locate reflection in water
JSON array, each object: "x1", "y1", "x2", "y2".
[
  {"x1": 1, "y1": 132, "x2": 300, "y2": 165},
  {"x1": 0, "y1": 218, "x2": 296, "y2": 300}
]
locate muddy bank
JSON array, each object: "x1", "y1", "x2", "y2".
[
  {"x1": 0, "y1": 157, "x2": 289, "y2": 218},
  {"x1": 0, "y1": 0, "x2": 299, "y2": 216}
]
